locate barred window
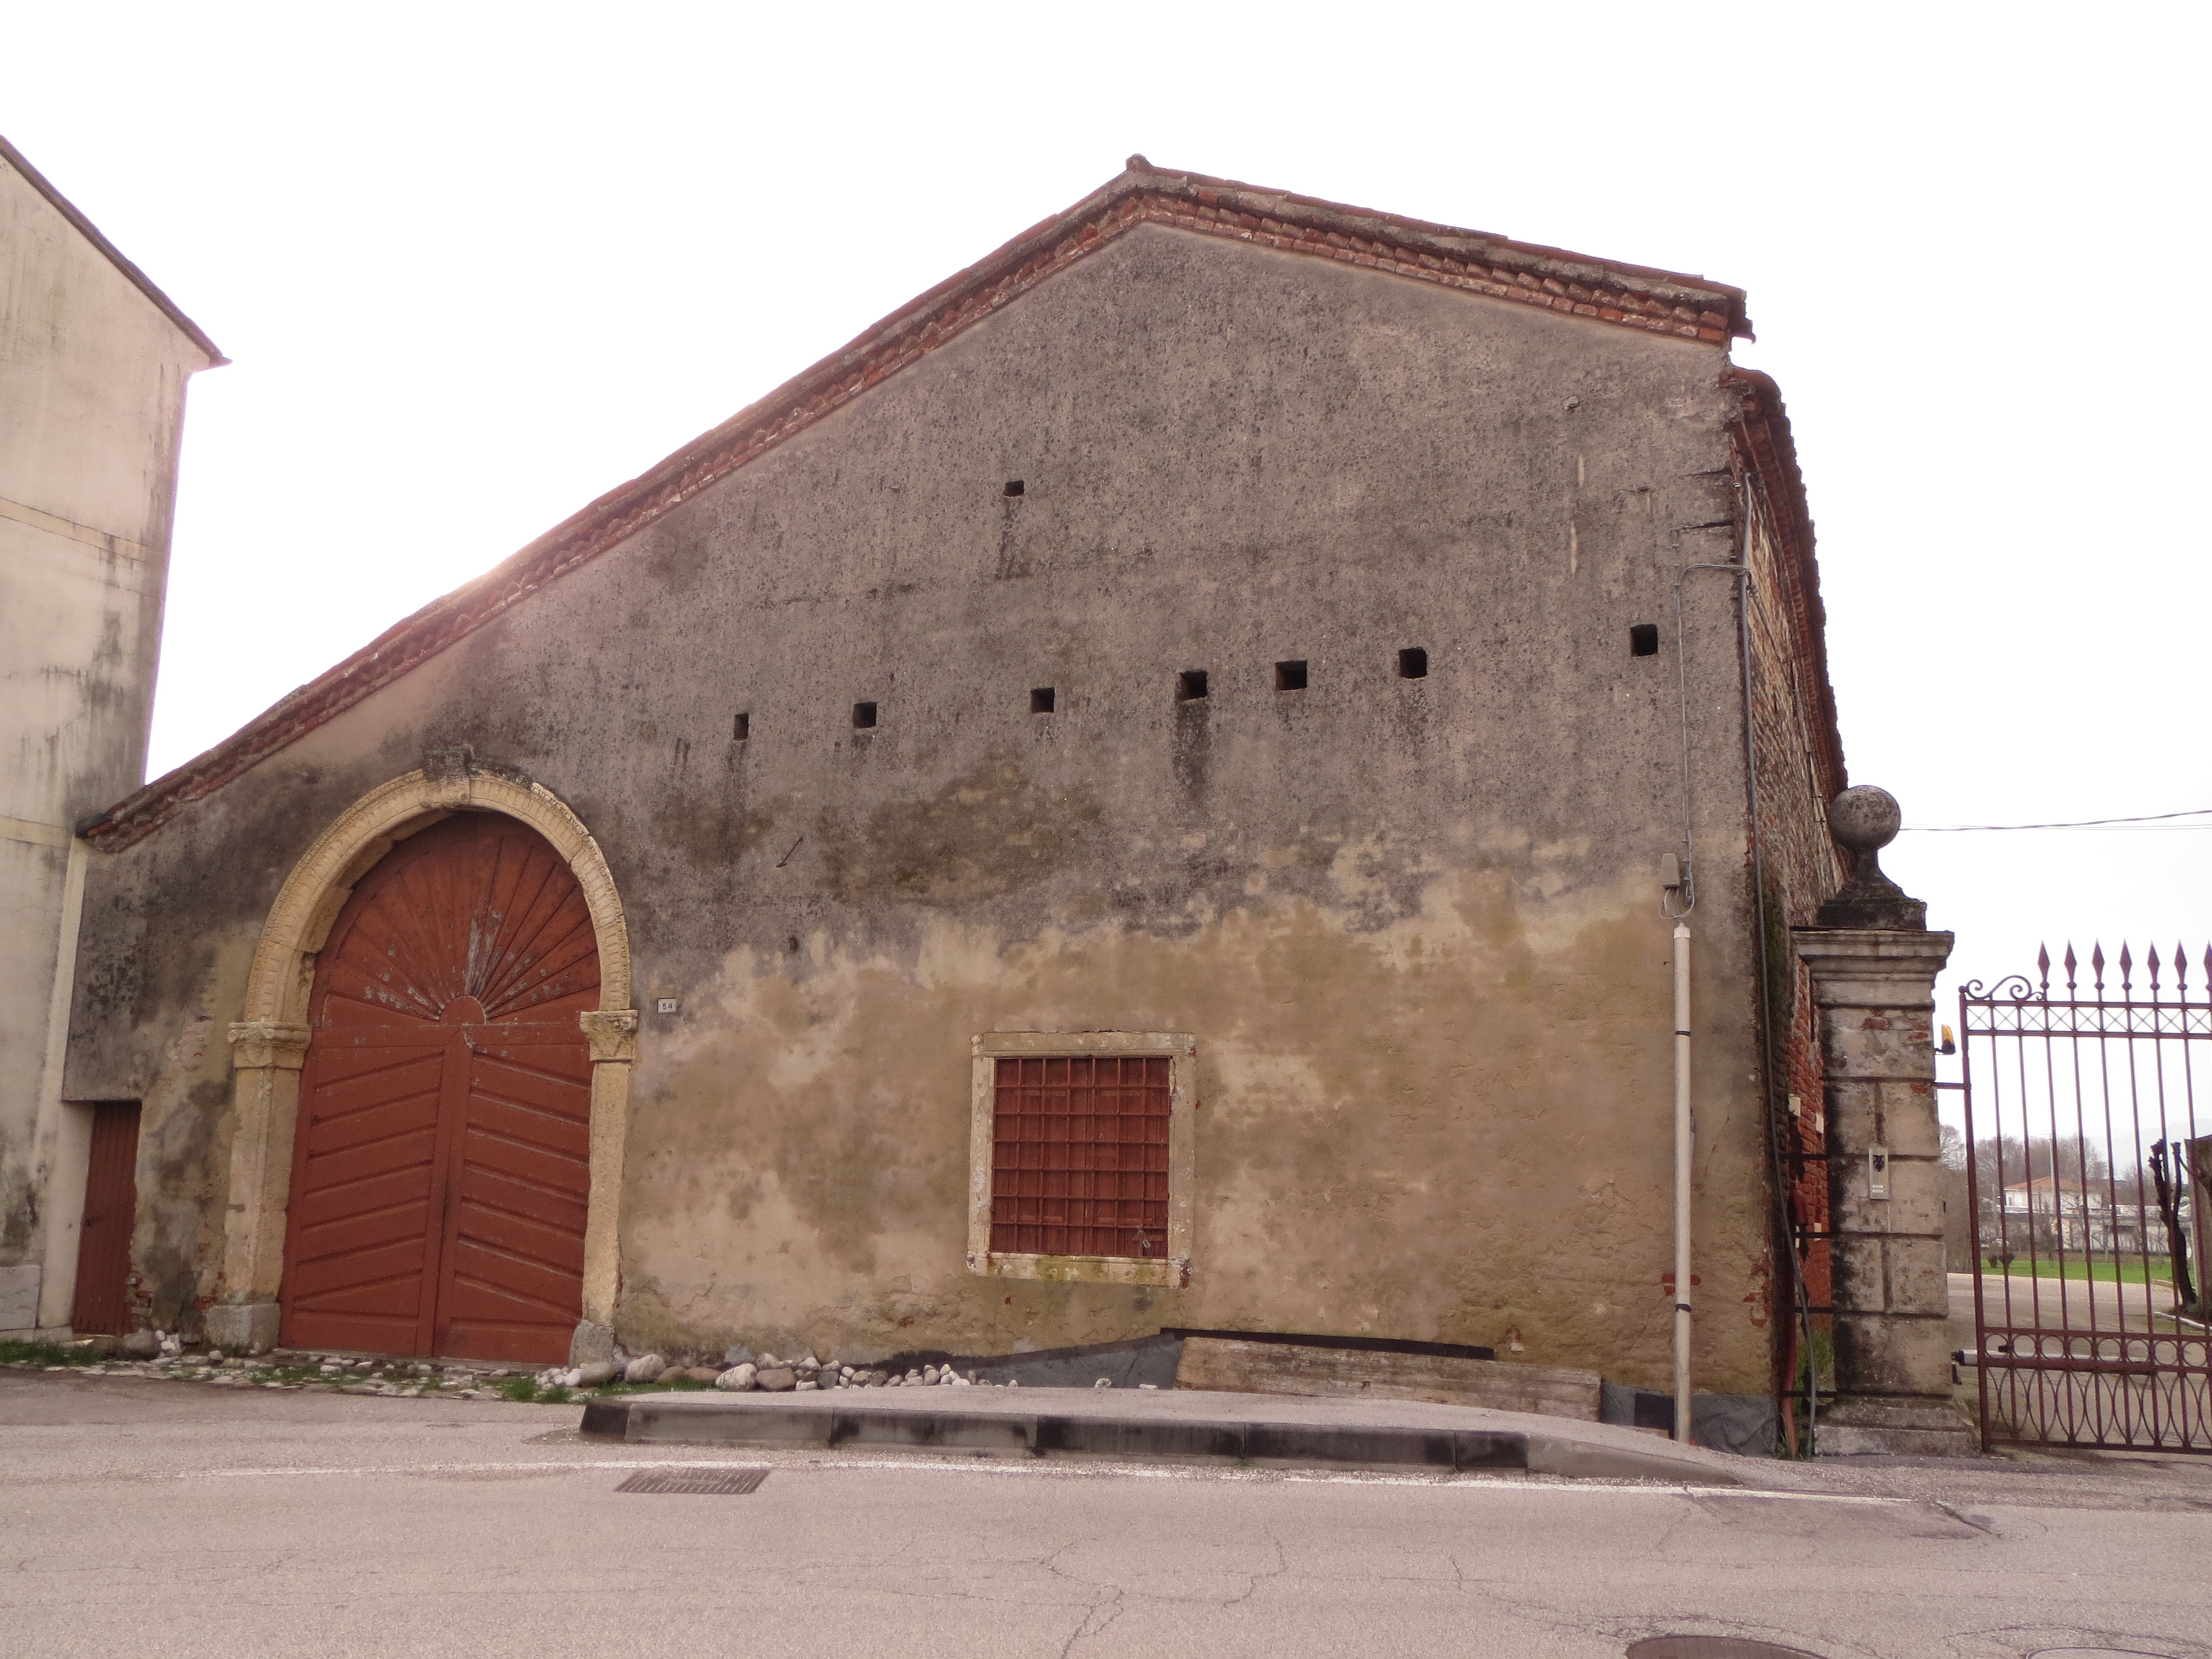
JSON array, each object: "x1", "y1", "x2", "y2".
[
  {"x1": 990, "y1": 1055, "x2": 1170, "y2": 1258},
  {"x1": 968, "y1": 1033, "x2": 1193, "y2": 1284}
]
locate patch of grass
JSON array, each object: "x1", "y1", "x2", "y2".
[
  {"x1": 495, "y1": 1378, "x2": 574, "y2": 1404},
  {"x1": 0, "y1": 1340, "x2": 101, "y2": 1368},
  {"x1": 1984, "y1": 1256, "x2": 2173, "y2": 1285}
]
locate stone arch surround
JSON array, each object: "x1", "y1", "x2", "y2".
[{"x1": 209, "y1": 765, "x2": 636, "y2": 1361}]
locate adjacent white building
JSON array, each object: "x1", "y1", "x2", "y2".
[{"x1": 0, "y1": 133, "x2": 221, "y2": 1333}]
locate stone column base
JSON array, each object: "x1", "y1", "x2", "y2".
[
  {"x1": 204, "y1": 1302, "x2": 281, "y2": 1353},
  {"x1": 1817, "y1": 1395, "x2": 1976, "y2": 1456},
  {"x1": 569, "y1": 1321, "x2": 615, "y2": 1367}
]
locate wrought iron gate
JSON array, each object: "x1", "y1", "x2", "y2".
[{"x1": 1962, "y1": 944, "x2": 2212, "y2": 1452}]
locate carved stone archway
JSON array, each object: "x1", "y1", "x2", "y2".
[{"x1": 209, "y1": 763, "x2": 635, "y2": 1361}]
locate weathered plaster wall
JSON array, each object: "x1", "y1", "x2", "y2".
[
  {"x1": 69, "y1": 223, "x2": 1783, "y2": 1389},
  {"x1": 0, "y1": 144, "x2": 212, "y2": 1324}
]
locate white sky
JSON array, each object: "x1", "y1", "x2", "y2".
[{"x1": 10, "y1": 1, "x2": 2208, "y2": 1065}]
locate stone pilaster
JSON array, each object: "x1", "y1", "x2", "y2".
[
  {"x1": 1794, "y1": 786, "x2": 1972, "y2": 1455},
  {"x1": 212, "y1": 1020, "x2": 312, "y2": 1352},
  {"x1": 574, "y1": 1008, "x2": 638, "y2": 1365}
]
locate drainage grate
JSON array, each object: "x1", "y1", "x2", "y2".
[
  {"x1": 1627, "y1": 1641, "x2": 1825, "y2": 1659},
  {"x1": 616, "y1": 1467, "x2": 769, "y2": 1496}
]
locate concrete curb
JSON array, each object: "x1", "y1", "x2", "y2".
[{"x1": 580, "y1": 1393, "x2": 1741, "y2": 1486}]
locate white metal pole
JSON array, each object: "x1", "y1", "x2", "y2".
[{"x1": 1673, "y1": 920, "x2": 1694, "y2": 1445}]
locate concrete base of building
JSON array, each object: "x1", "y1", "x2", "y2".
[
  {"x1": 204, "y1": 1302, "x2": 280, "y2": 1353},
  {"x1": 1815, "y1": 1394, "x2": 1977, "y2": 1457},
  {"x1": 580, "y1": 1387, "x2": 1750, "y2": 1486},
  {"x1": 1599, "y1": 1383, "x2": 1780, "y2": 1455},
  {"x1": 0, "y1": 1264, "x2": 43, "y2": 1329}
]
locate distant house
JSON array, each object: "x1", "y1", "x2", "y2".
[
  {"x1": 1999, "y1": 1176, "x2": 2152, "y2": 1255},
  {"x1": 25, "y1": 160, "x2": 1852, "y2": 1415}
]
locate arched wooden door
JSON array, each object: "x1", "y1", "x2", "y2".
[{"x1": 280, "y1": 812, "x2": 599, "y2": 1361}]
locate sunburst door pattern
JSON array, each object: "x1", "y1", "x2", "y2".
[{"x1": 281, "y1": 813, "x2": 599, "y2": 1362}]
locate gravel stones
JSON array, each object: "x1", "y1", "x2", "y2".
[
  {"x1": 754, "y1": 1366, "x2": 797, "y2": 1392},
  {"x1": 682, "y1": 1366, "x2": 720, "y2": 1383},
  {"x1": 574, "y1": 1360, "x2": 617, "y2": 1388},
  {"x1": 120, "y1": 1330, "x2": 159, "y2": 1360},
  {"x1": 714, "y1": 1363, "x2": 757, "y2": 1391},
  {"x1": 623, "y1": 1353, "x2": 666, "y2": 1384}
]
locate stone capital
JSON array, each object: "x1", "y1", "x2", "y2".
[
  {"x1": 227, "y1": 1021, "x2": 312, "y2": 1070},
  {"x1": 579, "y1": 1008, "x2": 640, "y2": 1064},
  {"x1": 1792, "y1": 928, "x2": 1954, "y2": 1005}
]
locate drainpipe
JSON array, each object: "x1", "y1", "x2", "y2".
[{"x1": 1673, "y1": 919, "x2": 1695, "y2": 1445}]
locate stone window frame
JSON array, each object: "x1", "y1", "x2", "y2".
[{"x1": 967, "y1": 1030, "x2": 1197, "y2": 1288}]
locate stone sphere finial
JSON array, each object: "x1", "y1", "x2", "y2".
[
  {"x1": 1817, "y1": 786, "x2": 1925, "y2": 930},
  {"x1": 1828, "y1": 786, "x2": 1902, "y2": 854}
]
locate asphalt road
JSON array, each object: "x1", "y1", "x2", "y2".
[{"x1": 5, "y1": 1370, "x2": 2211, "y2": 1659}]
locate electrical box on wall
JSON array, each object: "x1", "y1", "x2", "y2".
[{"x1": 1868, "y1": 1146, "x2": 1891, "y2": 1201}]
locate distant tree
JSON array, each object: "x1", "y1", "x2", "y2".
[{"x1": 1940, "y1": 1125, "x2": 1974, "y2": 1270}]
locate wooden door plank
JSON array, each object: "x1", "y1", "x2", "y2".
[
  {"x1": 70, "y1": 1102, "x2": 140, "y2": 1335},
  {"x1": 281, "y1": 813, "x2": 597, "y2": 1362}
]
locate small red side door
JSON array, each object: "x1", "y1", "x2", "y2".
[{"x1": 72, "y1": 1102, "x2": 142, "y2": 1335}]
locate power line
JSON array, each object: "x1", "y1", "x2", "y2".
[{"x1": 1902, "y1": 807, "x2": 2212, "y2": 833}]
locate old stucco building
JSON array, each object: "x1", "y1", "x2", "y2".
[
  {"x1": 0, "y1": 135, "x2": 224, "y2": 1336},
  {"x1": 44, "y1": 161, "x2": 1850, "y2": 1412}
]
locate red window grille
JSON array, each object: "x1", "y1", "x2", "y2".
[{"x1": 990, "y1": 1055, "x2": 1171, "y2": 1258}]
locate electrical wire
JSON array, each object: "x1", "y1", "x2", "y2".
[{"x1": 1902, "y1": 808, "x2": 2212, "y2": 832}]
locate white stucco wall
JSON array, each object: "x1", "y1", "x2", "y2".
[{"x1": 0, "y1": 142, "x2": 216, "y2": 1328}]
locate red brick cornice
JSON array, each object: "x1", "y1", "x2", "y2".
[
  {"x1": 83, "y1": 161, "x2": 1751, "y2": 851},
  {"x1": 1726, "y1": 366, "x2": 1846, "y2": 800}
]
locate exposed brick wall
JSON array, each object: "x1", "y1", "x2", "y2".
[{"x1": 1730, "y1": 371, "x2": 1848, "y2": 1418}]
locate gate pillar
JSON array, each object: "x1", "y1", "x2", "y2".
[{"x1": 1794, "y1": 786, "x2": 1974, "y2": 1456}]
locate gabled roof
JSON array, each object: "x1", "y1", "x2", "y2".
[
  {"x1": 82, "y1": 158, "x2": 1761, "y2": 850},
  {"x1": 0, "y1": 133, "x2": 226, "y2": 366}
]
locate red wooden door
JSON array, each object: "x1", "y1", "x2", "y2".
[
  {"x1": 71, "y1": 1102, "x2": 141, "y2": 1335},
  {"x1": 280, "y1": 813, "x2": 599, "y2": 1362}
]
